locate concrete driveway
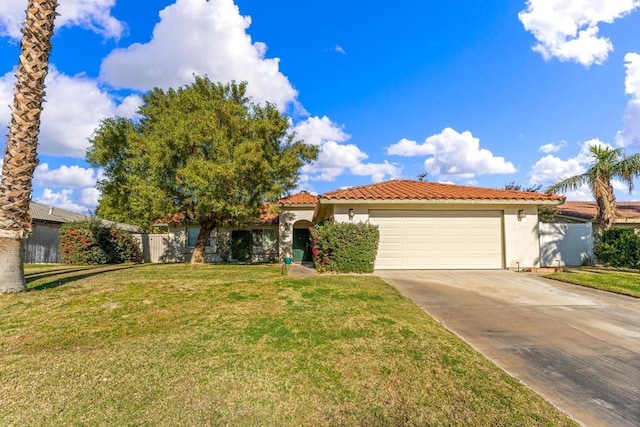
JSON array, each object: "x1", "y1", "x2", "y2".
[{"x1": 375, "y1": 270, "x2": 640, "y2": 427}]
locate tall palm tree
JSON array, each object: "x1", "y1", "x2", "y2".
[
  {"x1": 0, "y1": 0, "x2": 58, "y2": 293},
  {"x1": 546, "y1": 145, "x2": 640, "y2": 229}
]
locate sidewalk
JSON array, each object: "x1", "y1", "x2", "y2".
[{"x1": 286, "y1": 262, "x2": 317, "y2": 276}]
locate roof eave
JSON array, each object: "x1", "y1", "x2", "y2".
[{"x1": 319, "y1": 198, "x2": 564, "y2": 206}]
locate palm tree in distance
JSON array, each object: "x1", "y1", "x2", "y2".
[
  {"x1": 546, "y1": 145, "x2": 640, "y2": 229},
  {"x1": 0, "y1": 0, "x2": 58, "y2": 293}
]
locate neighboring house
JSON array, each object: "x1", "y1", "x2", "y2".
[
  {"x1": 553, "y1": 201, "x2": 640, "y2": 230},
  {"x1": 26, "y1": 202, "x2": 141, "y2": 263},
  {"x1": 168, "y1": 180, "x2": 564, "y2": 270},
  {"x1": 26, "y1": 202, "x2": 88, "y2": 263}
]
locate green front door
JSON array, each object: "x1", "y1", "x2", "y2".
[{"x1": 293, "y1": 228, "x2": 312, "y2": 262}]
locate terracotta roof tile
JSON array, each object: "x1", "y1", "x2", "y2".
[
  {"x1": 320, "y1": 180, "x2": 565, "y2": 202},
  {"x1": 556, "y1": 201, "x2": 640, "y2": 221},
  {"x1": 278, "y1": 191, "x2": 318, "y2": 205},
  {"x1": 259, "y1": 203, "x2": 279, "y2": 225}
]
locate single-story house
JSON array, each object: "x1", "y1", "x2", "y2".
[
  {"x1": 165, "y1": 179, "x2": 564, "y2": 269},
  {"x1": 553, "y1": 201, "x2": 640, "y2": 230},
  {"x1": 26, "y1": 202, "x2": 141, "y2": 263}
]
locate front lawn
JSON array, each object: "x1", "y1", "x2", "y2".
[
  {"x1": 1, "y1": 264, "x2": 575, "y2": 426},
  {"x1": 546, "y1": 267, "x2": 640, "y2": 298}
]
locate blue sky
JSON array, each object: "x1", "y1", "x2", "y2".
[{"x1": 1, "y1": 0, "x2": 639, "y2": 213}]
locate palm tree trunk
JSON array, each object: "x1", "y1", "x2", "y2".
[{"x1": 0, "y1": 0, "x2": 58, "y2": 293}]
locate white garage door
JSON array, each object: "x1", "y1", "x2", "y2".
[{"x1": 369, "y1": 210, "x2": 503, "y2": 269}]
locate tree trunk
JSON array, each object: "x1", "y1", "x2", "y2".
[
  {"x1": 0, "y1": 237, "x2": 27, "y2": 292},
  {"x1": 0, "y1": 0, "x2": 58, "y2": 293},
  {"x1": 190, "y1": 219, "x2": 216, "y2": 264}
]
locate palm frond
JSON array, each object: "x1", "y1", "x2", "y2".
[
  {"x1": 615, "y1": 153, "x2": 640, "y2": 193},
  {"x1": 545, "y1": 173, "x2": 589, "y2": 195}
]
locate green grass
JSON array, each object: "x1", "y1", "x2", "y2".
[
  {"x1": 546, "y1": 267, "x2": 640, "y2": 298},
  {"x1": 1, "y1": 264, "x2": 575, "y2": 426}
]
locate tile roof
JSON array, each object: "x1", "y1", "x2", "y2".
[
  {"x1": 259, "y1": 203, "x2": 279, "y2": 225},
  {"x1": 320, "y1": 180, "x2": 565, "y2": 202},
  {"x1": 556, "y1": 201, "x2": 640, "y2": 221},
  {"x1": 278, "y1": 191, "x2": 319, "y2": 205}
]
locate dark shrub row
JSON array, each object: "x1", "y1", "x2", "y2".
[
  {"x1": 310, "y1": 221, "x2": 379, "y2": 273},
  {"x1": 59, "y1": 220, "x2": 142, "y2": 265}
]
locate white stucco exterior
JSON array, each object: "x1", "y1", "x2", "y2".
[
  {"x1": 278, "y1": 207, "x2": 315, "y2": 260},
  {"x1": 325, "y1": 202, "x2": 547, "y2": 269}
]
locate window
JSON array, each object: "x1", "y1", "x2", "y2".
[
  {"x1": 252, "y1": 229, "x2": 277, "y2": 250},
  {"x1": 187, "y1": 227, "x2": 215, "y2": 248}
]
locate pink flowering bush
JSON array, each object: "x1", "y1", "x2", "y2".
[{"x1": 310, "y1": 221, "x2": 379, "y2": 273}]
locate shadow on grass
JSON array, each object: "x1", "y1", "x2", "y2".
[
  {"x1": 27, "y1": 264, "x2": 144, "y2": 291},
  {"x1": 25, "y1": 266, "x2": 98, "y2": 281}
]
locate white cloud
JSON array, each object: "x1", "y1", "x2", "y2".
[
  {"x1": 528, "y1": 154, "x2": 585, "y2": 187},
  {"x1": 335, "y1": 45, "x2": 346, "y2": 55},
  {"x1": 77, "y1": 187, "x2": 101, "y2": 208},
  {"x1": 624, "y1": 52, "x2": 640, "y2": 95},
  {"x1": 34, "y1": 163, "x2": 99, "y2": 189},
  {"x1": 386, "y1": 138, "x2": 431, "y2": 156},
  {"x1": 539, "y1": 140, "x2": 566, "y2": 153},
  {"x1": 518, "y1": 0, "x2": 640, "y2": 66},
  {"x1": 293, "y1": 116, "x2": 349, "y2": 146},
  {"x1": 99, "y1": 0, "x2": 297, "y2": 110},
  {"x1": 528, "y1": 139, "x2": 618, "y2": 200},
  {"x1": 0, "y1": 0, "x2": 124, "y2": 40},
  {"x1": 616, "y1": 52, "x2": 640, "y2": 148},
  {"x1": 0, "y1": 67, "x2": 139, "y2": 157},
  {"x1": 36, "y1": 188, "x2": 94, "y2": 214},
  {"x1": 294, "y1": 116, "x2": 401, "y2": 183},
  {"x1": 387, "y1": 128, "x2": 516, "y2": 180}
]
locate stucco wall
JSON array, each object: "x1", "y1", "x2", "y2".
[
  {"x1": 279, "y1": 208, "x2": 314, "y2": 259},
  {"x1": 502, "y1": 206, "x2": 541, "y2": 269}
]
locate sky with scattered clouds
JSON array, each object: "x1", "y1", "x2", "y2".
[{"x1": 0, "y1": 0, "x2": 639, "y2": 213}]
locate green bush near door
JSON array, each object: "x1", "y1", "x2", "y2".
[{"x1": 310, "y1": 222, "x2": 379, "y2": 273}]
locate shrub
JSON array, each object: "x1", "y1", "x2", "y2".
[
  {"x1": 231, "y1": 230, "x2": 252, "y2": 262},
  {"x1": 59, "y1": 220, "x2": 142, "y2": 265},
  {"x1": 594, "y1": 228, "x2": 640, "y2": 269},
  {"x1": 310, "y1": 221, "x2": 379, "y2": 273}
]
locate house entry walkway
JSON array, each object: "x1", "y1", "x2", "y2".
[{"x1": 375, "y1": 270, "x2": 640, "y2": 427}]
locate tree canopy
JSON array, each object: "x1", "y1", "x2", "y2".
[
  {"x1": 87, "y1": 77, "x2": 318, "y2": 263},
  {"x1": 546, "y1": 145, "x2": 640, "y2": 229}
]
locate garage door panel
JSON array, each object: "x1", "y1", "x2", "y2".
[{"x1": 370, "y1": 210, "x2": 503, "y2": 269}]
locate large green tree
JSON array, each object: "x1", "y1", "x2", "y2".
[
  {"x1": 87, "y1": 77, "x2": 318, "y2": 264},
  {"x1": 0, "y1": 0, "x2": 58, "y2": 293},
  {"x1": 546, "y1": 145, "x2": 640, "y2": 229}
]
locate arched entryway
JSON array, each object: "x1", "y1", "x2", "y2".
[{"x1": 292, "y1": 220, "x2": 313, "y2": 262}]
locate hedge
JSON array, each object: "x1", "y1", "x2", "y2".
[
  {"x1": 59, "y1": 220, "x2": 142, "y2": 265},
  {"x1": 310, "y1": 221, "x2": 379, "y2": 273},
  {"x1": 595, "y1": 228, "x2": 640, "y2": 269}
]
